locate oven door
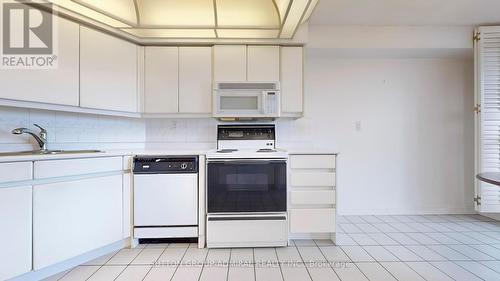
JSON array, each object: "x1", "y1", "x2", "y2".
[{"x1": 207, "y1": 159, "x2": 287, "y2": 213}]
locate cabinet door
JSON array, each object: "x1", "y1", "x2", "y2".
[
  {"x1": 247, "y1": 46, "x2": 280, "y2": 82},
  {"x1": 179, "y1": 47, "x2": 212, "y2": 113},
  {"x1": 123, "y1": 173, "x2": 132, "y2": 238},
  {"x1": 33, "y1": 175, "x2": 123, "y2": 269},
  {"x1": 0, "y1": 15, "x2": 79, "y2": 106},
  {"x1": 0, "y1": 186, "x2": 32, "y2": 280},
  {"x1": 80, "y1": 27, "x2": 138, "y2": 112},
  {"x1": 280, "y1": 47, "x2": 303, "y2": 113},
  {"x1": 213, "y1": 45, "x2": 246, "y2": 82},
  {"x1": 144, "y1": 47, "x2": 179, "y2": 113}
]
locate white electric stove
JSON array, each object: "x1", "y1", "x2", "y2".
[{"x1": 206, "y1": 124, "x2": 288, "y2": 248}]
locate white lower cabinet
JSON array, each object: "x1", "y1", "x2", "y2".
[
  {"x1": 123, "y1": 172, "x2": 132, "y2": 238},
  {"x1": 289, "y1": 154, "x2": 337, "y2": 237},
  {"x1": 122, "y1": 156, "x2": 133, "y2": 239},
  {"x1": 33, "y1": 175, "x2": 123, "y2": 270},
  {"x1": 0, "y1": 186, "x2": 33, "y2": 280},
  {"x1": 290, "y1": 209, "x2": 336, "y2": 233}
]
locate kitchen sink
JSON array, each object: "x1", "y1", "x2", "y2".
[{"x1": 0, "y1": 150, "x2": 104, "y2": 157}]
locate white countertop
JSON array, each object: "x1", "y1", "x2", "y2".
[
  {"x1": 287, "y1": 151, "x2": 338, "y2": 155},
  {"x1": 0, "y1": 149, "x2": 209, "y2": 163},
  {"x1": 0, "y1": 148, "x2": 337, "y2": 163}
]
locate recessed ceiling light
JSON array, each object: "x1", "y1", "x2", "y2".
[{"x1": 46, "y1": 0, "x2": 318, "y2": 40}]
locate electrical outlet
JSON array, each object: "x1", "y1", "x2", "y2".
[{"x1": 355, "y1": 121, "x2": 361, "y2": 131}]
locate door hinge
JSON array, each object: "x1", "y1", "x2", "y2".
[
  {"x1": 474, "y1": 196, "x2": 481, "y2": 205},
  {"x1": 474, "y1": 104, "x2": 481, "y2": 114},
  {"x1": 473, "y1": 32, "x2": 481, "y2": 42}
]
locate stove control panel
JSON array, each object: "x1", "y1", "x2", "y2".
[{"x1": 218, "y1": 125, "x2": 275, "y2": 141}]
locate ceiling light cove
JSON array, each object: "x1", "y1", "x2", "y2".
[{"x1": 45, "y1": 0, "x2": 318, "y2": 41}]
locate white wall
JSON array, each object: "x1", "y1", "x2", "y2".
[
  {"x1": 0, "y1": 107, "x2": 146, "y2": 152},
  {"x1": 279, "y1": 49, "x2": 474, "y2": 215}
]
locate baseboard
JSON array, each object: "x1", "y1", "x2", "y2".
[
  {"x1": 338, "y1": 207, "x2": 475, "y2": 216},
  {"x1": 479, "y1": 213, "x2": 500, "y2": 221},
  {"x1": 289, "y1": 233, "x2": 331, "y2": 240},
  {"x1": 11, "y1": 238, "x2": 130, "y2": 281}
]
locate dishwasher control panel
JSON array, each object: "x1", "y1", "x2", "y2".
[{"x1": 133, "y1": 156, "x2": 198, "y2": 174}]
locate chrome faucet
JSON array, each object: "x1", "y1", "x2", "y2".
[{"x1": 12, "y1": 124, "x2": 48, "y2": 151}]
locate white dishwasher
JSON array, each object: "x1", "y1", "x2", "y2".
[{"x1": 133, "y1": 156, "x2": 198, "y2": 239}]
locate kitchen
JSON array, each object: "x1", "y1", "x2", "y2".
[{"x1": 0, "y1": 0, "x2": 499, "y2": 281}]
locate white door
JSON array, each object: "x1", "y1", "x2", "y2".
[
  {"x1": 144, "y1": 47, "x2": 179, "y2": 113},
  {"x1": 0, "y1": 186, "x2": 32, "y2": 281},
  {"x1": 134, "y1": 174, "x2": 198, "y2": 226},
  {"x1": 474, "y1": 26, "x2": 500, "y2": 213},
  {"x1": 0, "y1": 14, "x2": 79, "y2": 106},
  {"x1": 179, "y1": 47, "x2": 212, "y2": 113},
  {"x1": 213, "y1": 45, "x2": 247, "y2": 82},
  {"x1": 247, "y1": 46, "x2": 280, "y2": 82},
  {"x1": 80, "y1": 26, "x2": 138, "y2": 112}
]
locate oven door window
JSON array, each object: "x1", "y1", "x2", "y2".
[{"x1": 207, "y1": 160, "x2": 286, "y2": 213}]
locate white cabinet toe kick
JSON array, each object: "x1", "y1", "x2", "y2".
[{"x1": 206, "y1": 213, "x2": 288, "y2": 248}]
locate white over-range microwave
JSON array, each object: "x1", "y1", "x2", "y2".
[{"x1": 213, "y1": 82, "x2": 280, "y2": 118}]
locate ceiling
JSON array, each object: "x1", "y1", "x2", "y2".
[
  {"x1": 310, "y1": 0, "x2": 500, "y2": 26},
  {"x1": 46, "y1": 0, "x2": 318, "y2": 40}
]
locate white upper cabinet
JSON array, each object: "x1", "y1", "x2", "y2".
[
  {"x1": 214, "y1": 45, "x2": 279, "y2": 83},
  {"x1": 80, "y1": 26, "x2": 138, "y2": 112},
  {"x1": 144, "y1": 46, "x2": 212, "y2": 114},
  {"x1": 0, "y1": 15, "x2": 79, "y2": 106},
  {"x1": 280, "y1": 47, "x2": 304, "y2": 114},
  {"x1": 179, "y1": 47, "x2": 212, "y2": 113},
  {"x1": 247, "y1": 46, "x2": 280, "y2": 82},
  {"x1": 213, "y1": 45, "x2": 247, "y2": 82},
  {"x1": 213, "y1": 45, "x2": 304, "y2": 117},
  {"x1": 144, "y1": 47, "x2": 179, "y2": 113}
]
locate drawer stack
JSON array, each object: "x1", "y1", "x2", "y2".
[{"x1": 288, "y1": 154, "x2": 336, "y2": 238}]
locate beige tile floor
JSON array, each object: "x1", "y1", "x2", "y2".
[{"x1": 44, "y1": 214, "x2": 500, "y2": 281}]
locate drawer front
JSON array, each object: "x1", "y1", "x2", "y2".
[
  {"x1": 34, "y1": 157, "x2": 123, "y2": 179},
  {"x1": 291, "y1": 190, "x2": 335, "y2": 205},
  {"x1": 291, "y1": 172, "x2": 335, "y2": 187},
  {"x1": 207, "y1": 219, "x2": 287, "y2": 247},
  {"x1": 0, "y1": 162, "x2": 32, "y2": 183},
  {"x1": 290, "y1": 155, "x2": 335, "y2": 169},
  {"x1": 290, "y1": 208, "x2": 335, "y2": 233}
]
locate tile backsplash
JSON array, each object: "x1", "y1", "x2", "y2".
[
  {"x1": 0, "y1": 106, "x2": 315, "y2": 152},
  {"x1": 0, "y1": 107, "x2": 146, "y2": 152}
]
